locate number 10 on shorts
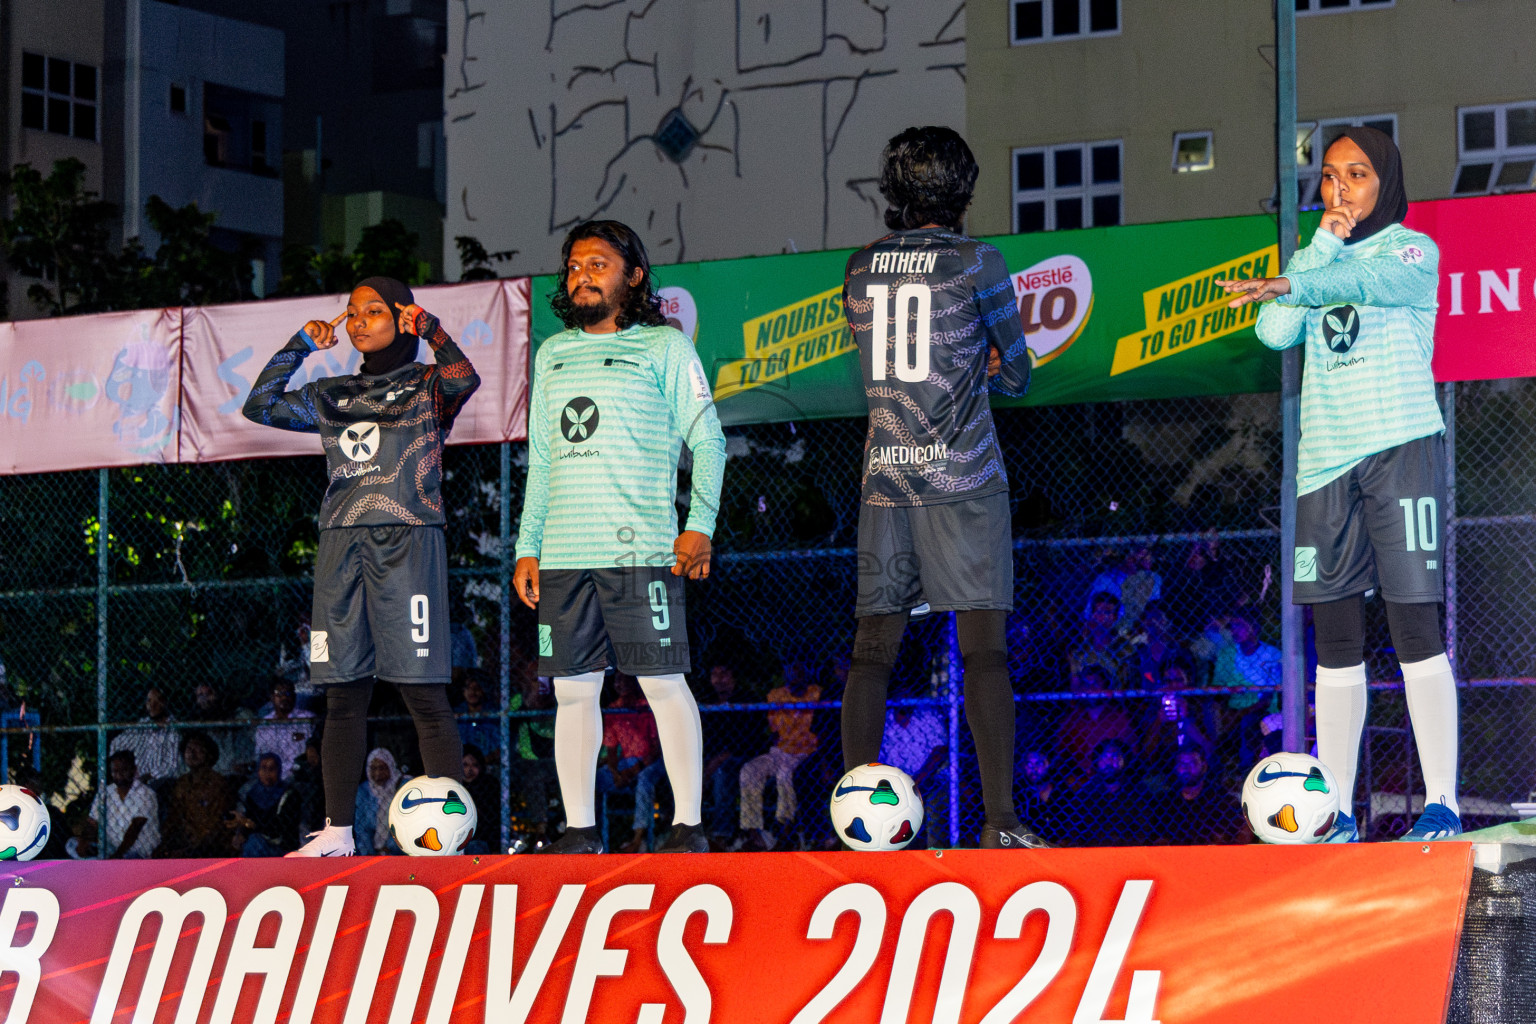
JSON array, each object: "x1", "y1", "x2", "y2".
[{"x1": 1399, "y1": 497, "x2": 1438, "y2": 552}]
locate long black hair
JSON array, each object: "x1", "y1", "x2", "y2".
[
  {"x1": 878, "y1": 126, "x2": 978, "y2": 232},
  {"x1": 548, "y1": 220, "x2": 668, "y2": 330}
]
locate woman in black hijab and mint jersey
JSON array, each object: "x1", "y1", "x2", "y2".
[
  {"x1": 1219, "y1": 126, "x2": 1461, "y2": 843},
  {"x1": 244, "y1": 276, "x2": 481, "y2": 856}
]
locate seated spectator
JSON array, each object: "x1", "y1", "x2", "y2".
[
  {"x1": 461, "y1": 744, "x2": 501, "y2": 855},
  {"x1": 1053, "y1": 665, "x2": 1135, "y2": 786},
  {"x1": 1126, "y1": 601, "x2": 1185, "y2": 691},
  {"x1": 290, "y1": 739, "x2": 325, "y2": 837},
  {"x1": 230, "y1": 752, "x2": 301, "y2": 856},
  {"x1": 1085, "y1": 546, "x2": 1163, "y2": 629},
  {"x1": 697, "y1": 663, "x2": 763, "y2": 844},
  {"x1": 109, "y1": 687, "x2": 182, "y2": 794},
  {"x1": 1137, "y1": 655, "x2": 1218, "y2": 782},
  {"x1": 354, "y1": 748, "x2": 404, "y2": 856},
  {"x1": 507, "y1": 665, "x2": 559, "y2": 841},
  {"x1": 1151, "y1": 746, "x2": 1244, "y2": 845},
  {"x1": 191, "y1": 680, "x2": 255, "y2": 778},
  {"x1": 1069, "y1": 593, "x2": 1133, "y2": 687},
  {"x1": 454, "y1": 670, "x2": 501, "y2": 765},
  {"x1": 738, "y1": 662, "x2": 821, "y2": 850},
  {"x1": 157, "y1": 732, "x2": 236, "y2": 858},
  {"x1": 1163, "y1": 538, "x2": 1241, "y2": 637},
  {"x1": 600, "y1": 674, "x2": 662, "y2": 854},
  {"x1": 1205, "y1": 607, "x2": 1282, "y2": 768},
  {"x1": 253, "y1": 680, "x2": 316, "y2": 781},
  {"x1": 1060, "y1": 738, "x2": 1147, "y2": 847},
  {"x1": 1017, "y1": 749, "x2": 1066, "y2": 841},
  {"x1": 82, "y1": 750, "x2": 159, "y2": 859},
  {"x1": 878, "y1": 684, "x2": 948, "y2": 847}
]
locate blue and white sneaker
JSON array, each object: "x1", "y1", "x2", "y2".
[
  {"x1": 1321, "y1": 810, "x2": 1359, "y2": 843},
  {"x1": 1400, "y1": 802, "x2": 1462, "y2": 841}
]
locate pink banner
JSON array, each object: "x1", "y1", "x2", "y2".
[
  {"x1": 179, "y1": 279, "x2": 530, "y2": 463},
  {"x1": 1407, "y1": 192, "x2": 1536, "y2": 382},
  {"x1": 0, "y1": 308, "x2": 182, "y2": 474}
]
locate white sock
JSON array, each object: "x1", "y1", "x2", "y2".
[
  {"x1": 1315, "y1": 663, "x2": 1367, "y2": 818},
  {"x1": 553, "y1": 671, "x2": 605, "y2": 829},
  {"x1": 1400, "y1": 654, "x2": 1460, "y2": 817},
  {"x1": 637, "y1": 673, "x2": 704, "y2": 825}
]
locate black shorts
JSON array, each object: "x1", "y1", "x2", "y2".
[
  {"x1": 310, "y1": 525, "x2": 450, "y2": 684},
  {"x1": 1293, "y1": 433, "x2": 1446, "y2": 605},
  {"x1": 855, "y1": 491, "x2": 1014, "y2": 618},
  {"x1": 538, "y1": 567, "x2": 690, "y2": 677}
]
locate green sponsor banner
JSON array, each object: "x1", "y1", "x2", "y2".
[{"x1": 531, "y1": 213, "x2": 1300, "y2": 427}]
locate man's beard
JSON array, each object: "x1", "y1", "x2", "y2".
[{"x1": 569, "y1": 284, "x2": 625, "y2": 327}]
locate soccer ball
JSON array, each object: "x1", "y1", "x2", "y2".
[
  {"x1": 1241, "y1": 752, "x2": 1341, "y2": 844},
  {"x1": 829, "y1": 763, "x2": 924, "y2": 851},
  {"x1": 0, "y1": 785, "x2": 50, "y2": 861},
  {"x1": 388, "y1": 776, "x2": 477, "y2": 856}
]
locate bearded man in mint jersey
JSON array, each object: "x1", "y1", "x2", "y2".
[
  {"x1": 840, "y1": 126, "x2": 1048, "y2": 850},
  {"x1": 1220, "y1": 126, "x2": 1460, "y2": 842},
  {"x1": 515, "y1": 221, "x2": 726, "y2": 854}
]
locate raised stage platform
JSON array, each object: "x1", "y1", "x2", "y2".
[{"x1": 0, "y1": 842, "x2": 1501, "y2": 1024}]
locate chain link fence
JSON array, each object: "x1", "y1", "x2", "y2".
[{"x1": 0, "y1": 381, "x2": 1530, "y2": 854}]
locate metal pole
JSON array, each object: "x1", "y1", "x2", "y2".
[
  {"x1": 499, "y1": 441, "x2": 513, "y2": 853},
  {"x1": 1275, "y1": 0, "x2": 1306, "y2": 755},
  {"x1": 945, "y1": 615, "x2": 961, "y2": 847},
  {"x1": 1442, "y1": 382, "x2": 1457, "y2": 665},
  {"x1": 97, "y1": 468, "x2": 109, "y2": 858}
]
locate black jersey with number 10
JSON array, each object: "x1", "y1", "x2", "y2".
[{"x1": 843, "y1": 228, "x2": 1030, "y2": 508}]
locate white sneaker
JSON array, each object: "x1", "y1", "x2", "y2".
[{"x1": 285, "y1": 820, "x2": 356, "y2": 857}]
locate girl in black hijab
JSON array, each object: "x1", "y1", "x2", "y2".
[{"x1": 244, "y1": 277, "x2": 481, "y2": 856}]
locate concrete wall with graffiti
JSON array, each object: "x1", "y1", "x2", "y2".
[{"x1": 443, "y1": 0, "x2": 965, "y2": 278}]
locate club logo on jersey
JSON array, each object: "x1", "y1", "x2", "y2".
[
  {"x1": 561, "y1": 398, "x2": 599, "y2": 442},
  {"x1": 1294, "y1": 547, "x2": 1318, "y2": 583},
  {"x1": 342, "y1": 422, "x2": 380, "y2": 461},
  {"x1": 1323, "y1": 305, "x2": 1360, "y2": 353},
  {"x1": 1397, "y1": 245, "x2": 1425, "y2": 265},
  {"x1": 1009, "y1": 255, "x2": 1094, "y2": 367}
]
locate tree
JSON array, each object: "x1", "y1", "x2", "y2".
[
  {"x1": 455, "y1": 235, "x2": 517, "y2": 282},
  {"x1": 136, "y1": 196, "x2": 253, "y2": 307},
  {"x1": 0, "y1": 158, "x2": 133, "y2": 315},
  {"x1": 354, "y1": 218, "x2": 424, "y2": 284}
]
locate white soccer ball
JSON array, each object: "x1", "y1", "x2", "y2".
[
  {"x1": 1241, "y1": 752, "x2": 1341, "y2": 844},
  {"x1": 0, "y1": 785, "x2": 50, "y2": 861},
  {"x1": 388, "y1": 775, "x2": 478, "y2": 856},
  {"x1": 829, "y1": 762, "x2": 924, "y2": 851}
]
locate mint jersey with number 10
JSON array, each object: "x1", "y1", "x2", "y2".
[{"x1": 844, "y1": 228, "x2": 1031, "y2": 507}]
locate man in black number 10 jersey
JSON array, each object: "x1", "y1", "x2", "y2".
[{"x1": 840, "y1": 126, "x2": 1049, "y2": 849}]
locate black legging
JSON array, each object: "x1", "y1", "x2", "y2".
[
  {"x1": 1313, "y1": 595, "x2": 1443, "y2": 670},
  {"x1": 321, "y1": 678, "x2": 463, "y2": 827},
  {"x1": 841, "y1": 609, "x2": 1020, "y2": 830}
]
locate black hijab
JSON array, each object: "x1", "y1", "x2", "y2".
[
  {"x1": 1334, "y1": 126, "x2": 1408, "y2": 246},
  {"x1": 353, "y1": 276, "x2": 419, "y2": 375}
]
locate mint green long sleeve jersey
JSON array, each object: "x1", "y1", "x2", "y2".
[
  {"x1": 1256, "y1": 222, "x2": 1443, "y2": 496},
  {"x1": 515, "y1": 323, "x2": 727, "y2": 570}
]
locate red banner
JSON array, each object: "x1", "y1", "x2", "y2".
[
  {"x1": 1408, "y1": 192, "x2": 1536, "y2": 383},
  {"x1": 0, "y1": 845, "x2": 1469, "y2": 1023}
]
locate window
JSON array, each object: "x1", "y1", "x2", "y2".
[
  {"x1": 202, "y1": 83, "x2": 280, "y2": 177},
  {"x1": 169, "y1": 83, "x2": 187, "y2": 115},
  {"x1": 1172, "y1": 131, "x2": 1214, "y2": 173},
  {"x1": 1012, "y1": 140, "x2": 1122, "y2": 233},
  {"x1": 1296, "y1": 0, "x2": 1392, "y2": 12},
  {"x1": 1012, "y1": 0, "x2": 1119, "y2": 44},
  {"x1": 1295, "y1": 115, "x2": 1396, "y2": 208},
  {"x1": 1453, "y1": 102, "x2": 1536, "y2": 196},
  {"x1": 20, "y1": 51, "x2": 97, "y2": 141}
]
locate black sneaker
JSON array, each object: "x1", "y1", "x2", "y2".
[
  {"x1": 979, "y1": 823, "x2": 1052, "y2": 850},
  {"x1": 657, "y1": 822, "x2": 710, "y2": 853},
  {"x1": 533, "y1": 826, "x2": 605, "y2": 854}
]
